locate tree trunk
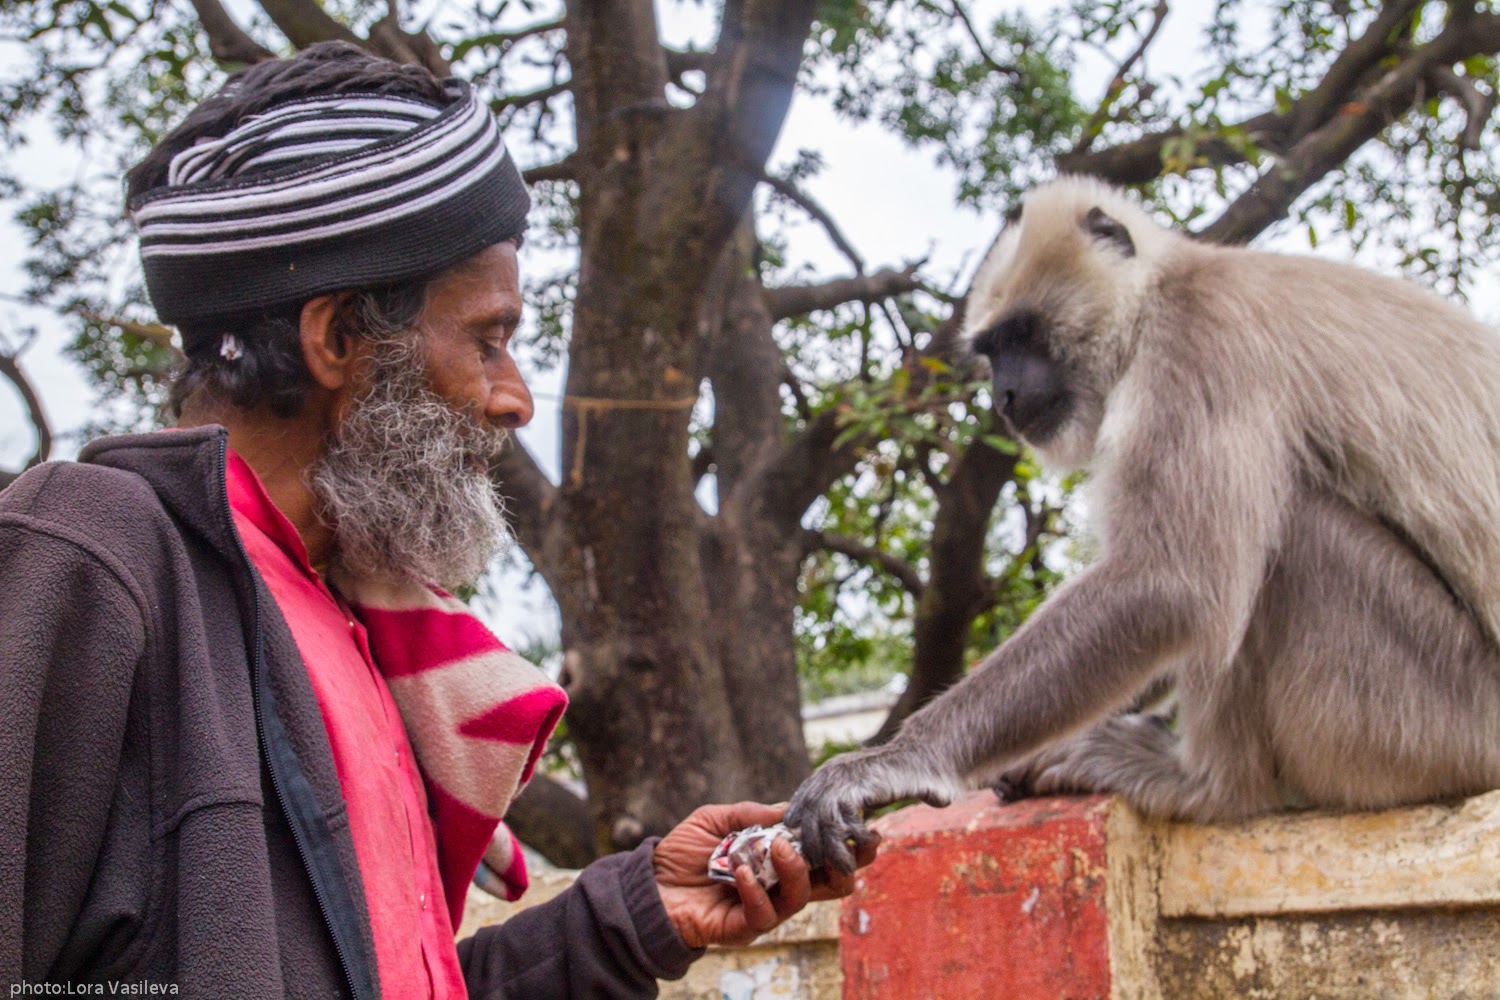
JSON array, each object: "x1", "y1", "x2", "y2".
[
  {"x1": 871, "y1": 439, "x2": 1017, "y2": 744},
  {"x1": 533, "y1": 0, "x2": 820, "y2": 850}
]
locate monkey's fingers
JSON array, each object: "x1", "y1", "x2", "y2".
[
  {"x1": 813, "y1": 827, "x2": 861, "y2": 877},
  {"x1": 844, "y1": 816, "x2": 879, "y2": 848},
  {"x1": 785, "y1": 804, "x2": 831, "y2": 872},
  {"x1": 916, "y1": 788, "x2": 955, "y2": 808},
  {"x1": 811, "y1": 802, "x2": 868, "y2": 876},
  {"x1": 787, "y1": 797, "x2": 859, "y2": 875},
  {"x1": 992, "y1": 775, "x2": 1034, "y2": 803}
]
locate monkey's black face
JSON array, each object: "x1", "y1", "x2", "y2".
[{"x1": 970, "y1": 310, "x2": 1074, "y2": 444}]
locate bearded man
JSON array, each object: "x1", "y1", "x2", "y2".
[{"x1": 0, "y1": 43, "x2": 870, "y2": 999}]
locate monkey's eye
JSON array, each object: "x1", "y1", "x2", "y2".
[{"x1": 1083, "y1": 206, "x2": 1136, "y2": 258}]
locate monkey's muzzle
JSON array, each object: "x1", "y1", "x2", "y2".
[{"x1": 988, "y1": 347, "x2": 1071, "y2": 443}]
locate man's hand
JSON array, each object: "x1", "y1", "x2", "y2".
[{"x1": 653, "y1": 801, "x2": 879, "y2": 949}]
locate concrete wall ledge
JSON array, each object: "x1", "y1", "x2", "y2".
[
  {"x1": 461, "y1": 788, "x2": 1500, "y2": 999},
  {"x1": 1158, "y1": 791, "x2": 1500, "y2": 918}
]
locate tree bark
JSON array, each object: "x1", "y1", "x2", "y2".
[
  {"x1": 701, "y1": 222, "x2": 815, "y2": 799},
  {"x1": 504, "y1": 775, "x2": 599, "y2": 869},
  {"x1": 0, "y1": 353, "x2": 51, "y2": 491},
  {"x1": 550, "y1": 2, "x2": 820, "y2": 849}
]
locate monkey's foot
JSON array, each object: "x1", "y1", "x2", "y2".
[{"x1": 994, "y1": 714, "x2": 1178, "y2": 803}]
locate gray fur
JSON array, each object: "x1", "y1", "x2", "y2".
[{"x1": 787, "y1": 176, "x2": 1500, "y2": 874}]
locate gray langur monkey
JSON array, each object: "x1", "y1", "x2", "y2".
[{"x1": 786, "y1": 175, "x2": 1500, "y2": 874}]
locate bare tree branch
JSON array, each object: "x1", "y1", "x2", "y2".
[
  {"x1": 782, "y1": 362, "x2": 811, "y2": 422},
  {"x1": 0, "y1": 351, "x2": 52, "y2": 491},
  {"x1": 759, "y1": 170, "x2": 864, "y2": 274},
  {"x1": 1072, "y1": 0, "x2": 1169, "y2": 157},
  {"x1": 257, "y1": 0, "x2": 363, "y2": 49},
  {"x1": 455, "y1": 17, "x2": 565, "y2": 55},
  {"x1": 367, "y1": 16, "x2": 450, "y2": 74},
  {"x1": 1200, "y1": 11, "x2": 1500, "y2": 245},
  {"x1": 758, "y1": 407, "x2": 865, "y2": 530},
  {"x1": 915, "y1": 0, "x2": 1018, "y2": 78},
  {"x1": 690, "y1": 445, "x2": 716, "y2": 483},
  {"x1": 1285, "y1": 0, "x2": 1425, "y2": 139},
  {"x1": 803, "y1": 528, "x2": 925, "y2": 596},
  {"x1": 522, "y1": 157, "x2": 577, "y2": 184},
  {"x1": 490, "y1": 437, "x2": 561, "y2": 578},
  {"x1": 494, "y1": 77, "x2": 573, "y2": 113},
  {"x1": 664, "y1": 46, "x2": 713, "y2": 90},
  {"x1": 924, "y1": 295, "x2": 971, "y2": 363},
  {"x1": 239, "y1": 0, "x2": 447, "y2": 72},
  {"x1": 1056, "y1": 110, "x2": 1283, "y2": 183},
  {"x1": 1429, "y1": 65, "x2": 1497, "y2": 150},
  {"x1": 187, "y1": 0, "x2": 276, "y2": 65},
  {"x1": 666, "y1": 0, "x2": 818, "y2": 256},
  {"x1": 1059, "y1": 0, "x2": 1428, "y2": 185},
  {"x1": 870, "y1": 437, "x2": 1018, "y2": 743},
  {"x1": 502, "y1": 774, "x2": 599, "y2": 869},
  {"x1": 764, "y1": 266, "x2": 929, "y2": 321}
]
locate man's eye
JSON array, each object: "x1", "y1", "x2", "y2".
[{"x1": 480, "y1": 340, "x2": 503, "y2": 361}]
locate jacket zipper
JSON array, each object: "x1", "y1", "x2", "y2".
[{"x1": 216, "y1": 434, "x2": 366, "y2": 1000}]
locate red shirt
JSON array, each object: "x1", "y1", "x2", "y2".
[{"x1": 227, "y1": 450, "x2": 468, "y2": 998}]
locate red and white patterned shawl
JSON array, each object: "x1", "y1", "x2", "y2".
[{"x1": 330, "y1": 572, "x2": 567, "y2": 927}]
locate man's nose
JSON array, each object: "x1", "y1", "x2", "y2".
[{"x1": 487, "y1": 363, "x2": 534, "y2": 429}]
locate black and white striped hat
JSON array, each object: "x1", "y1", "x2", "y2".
[{"x1": 129, "y1": 78, "x2": 529, "y2": 333}]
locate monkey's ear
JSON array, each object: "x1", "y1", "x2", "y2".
[{"x1": 1083, "y1": 206, "x2": 1135, "y2": 258}]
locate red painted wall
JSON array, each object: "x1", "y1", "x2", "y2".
[{"x1": 840, "y1": 793, "x2": 1115, "y2": 1000}]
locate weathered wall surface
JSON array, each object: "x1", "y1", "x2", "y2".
[
  {"x1": 460, "y1": 789, "x2": 1500, "y2": 999},
  {"x1": 1145, "y1": 791, "x2": 1500, "y2": 1000},
  {"x1": 667, "y1": 905, "x2": 842, "y2": 1000},
  {"x1": 839, "y1": 795, "x2": 1115, "y2": 999}
]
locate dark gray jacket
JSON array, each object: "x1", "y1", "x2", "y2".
[{"x1": 0, "y1": 427, "x2": 698, "y2": 998}]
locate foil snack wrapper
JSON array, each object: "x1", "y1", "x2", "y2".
[{"x1": 707, "y1": 823, "x2": 801, "y2": 890}]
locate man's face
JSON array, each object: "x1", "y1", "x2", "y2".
[
  {"x1": 412, "y1": 241, "x2": 533, "y2": 440},
  {"x1": 309, "y1": 242, "x2": 533, "y2": 589}
]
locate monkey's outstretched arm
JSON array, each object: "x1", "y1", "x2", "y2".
[
  {"x1": 786, "y1": 564, "x2": 1195, "y2": 870},
  {"x1": 788, "y1": 403, "x2": 1291, "y2": 873}
]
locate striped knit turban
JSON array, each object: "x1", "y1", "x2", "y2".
[{"x1": 129, "y1": 79, "x2": 529, "y2": 335}]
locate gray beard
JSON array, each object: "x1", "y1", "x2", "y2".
[{"x1": 309, "y1": 337, "x2": 512, "y2": 590}]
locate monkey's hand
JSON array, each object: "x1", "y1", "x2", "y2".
[{"x1": 786, "y1": 745, "x2": 959, "y2": 875}]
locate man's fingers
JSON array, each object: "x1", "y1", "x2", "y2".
[
  {"x1": 769, "y1": 839, "x2": 811, "y2": 919},
  {"x1": 720, "y1": 801, "x2": 786, "y2": 831},
  {"x1": 734, "y1": 865, "x2": 778, "y2": 933},
  {"x1": 692, "y1": 800, "x2": 786, "y2": 837},
  {"x1": 812, "y1": 868, "x2": 856, "y2": 901}
]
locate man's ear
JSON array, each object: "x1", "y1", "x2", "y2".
[{"x1": 300, "y1": 294, "x2": 358, "y2": 391}]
